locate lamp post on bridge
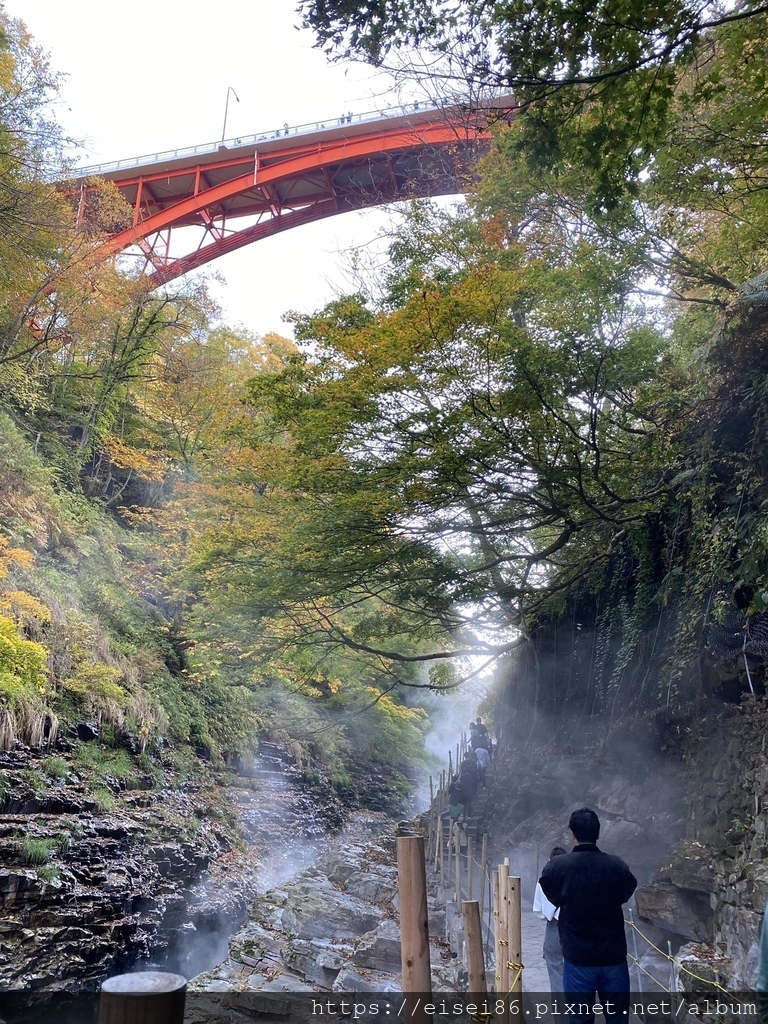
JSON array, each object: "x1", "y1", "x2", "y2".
[{"x1": 221, "y1": 86, "x2": 240, "y2": 143}]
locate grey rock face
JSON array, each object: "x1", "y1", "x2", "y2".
[
  {"x1": 192, "y1": 817, "x2": 461, "y2": 1000},
  {"x1": 352, "y1": 919, "x2": 401, "y2": 972},
  {"x1": 279, "y1": 877, "x2": 383, "y2": 940},
  {"x1": 635, "y1": 879, "x2": 714, "y2": 942}
]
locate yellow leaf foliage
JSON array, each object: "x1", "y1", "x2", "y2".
[
  {"x1": 0, "y1": 536, "x2": 34, "y2": 580},
  {"x1": 0, "y1": 613, "x2": 49, "y2": 707},
  {"x1": 0, "y1": 591, "x2": 52, "y2": 626},
  {"x1": 103, "y1": 436, "x2": 166, "y2": 484},
  {"x1": 63, "y1": 661, "x2": 127, "y2": 706}
]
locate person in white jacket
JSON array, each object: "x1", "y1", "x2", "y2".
[{"x1": 533, "y1": 846, "x2": 567, "y2": 991}]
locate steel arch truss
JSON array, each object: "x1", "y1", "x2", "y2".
[{"x1": 76, "y1": 105, "x2": 514, "y2": 286}]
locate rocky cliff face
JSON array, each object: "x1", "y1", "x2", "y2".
[
  {"x1": 486, "y1": 744, "x2": 687, "y2": 891},
  {"x1": 684, "y1": 698, "x2": 768, "y2": 987},
  {"x1": 630, "y1": 696, "x2": 768, "y2": 990},
  {"x1": 0, "y1": 748, "x2": 253, "y2": 995},
  {"x1": 0, "y1": 740, "x2": 338, "y2": 1003}
]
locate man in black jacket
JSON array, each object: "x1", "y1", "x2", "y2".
[{"x1": 539, "y1": 807, "x2": 637, "y2": 1022}]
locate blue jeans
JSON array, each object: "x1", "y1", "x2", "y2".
[{"x1": 561, "y1": 959, "x2": 630, "y2": 1024}]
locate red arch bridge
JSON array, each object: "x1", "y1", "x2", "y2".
[{"x1": 69, "y1": 98, "x2": 516, "y2": 286}]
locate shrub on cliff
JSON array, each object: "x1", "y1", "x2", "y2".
[{"x1": 0, "y1": 610, "x2": 52, "y2": 749}]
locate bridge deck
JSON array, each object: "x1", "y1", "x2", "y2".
[
  {"x1": 67, "y1": 98, "x2": 516, "y2": 284},
  {"x1": 71, "y1": 101, "x2": 455, "y2": 180}
]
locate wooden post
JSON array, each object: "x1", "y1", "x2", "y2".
[
  {"x1": 439, "y1": 818, "x2": 446, "y2": 887},
  {"x1": 397, "y1": 836, "x2": 432, "y2": 1024},
  {"x1": 498, "y1": 862, "x2": 510, "y2": 1024},
  {"x1": 507, "y1": 875, "x2": 522, "y2": 995},
  {"x1": 448, "y1": 751, "x2": 453, "y2": 780},
  {"x1": 462, "y1": 900, "x2": 487, "y2": 994},
  {"x1": 479, "y1": 833, "x2": 488, "y2": 916},
  {"x1": 507, "y1": 876, "x2": 523, "y2": 1024},
  {"x1": 428, "y1": 775, "x2": 436, "y2": 863},
  {"x1": 433, "y1": 815, "x2": 441, "y2": 873},
  {"x1": 99, "y1": 972, "x2": 186, "y2": 1024},
  {"x1": 467, "y1": 835, "x2": 474, "y2": 901},
  {"x1": 456, "y1": 742, "x2": 460, "y2": 768},
  {"x1": 485, "y1": 866, "x2": 493, "y2": 961},
  {"x1": 454, "y1": 824, "x2": 461, "y2": 905},
  {"x1": 492, "y1": 868, "x2": 501, "y2": 993}
]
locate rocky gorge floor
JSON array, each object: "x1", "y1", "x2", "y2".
[
  {"x1": 185, "y1": 816, "x2": 463, "y2": 1024},
  {"x1": 0, "y1": 738, "x2": 343, "y2": 1020},
  {"x1": 1, "y1": 723, "x2": 759, "y2": 1024}
]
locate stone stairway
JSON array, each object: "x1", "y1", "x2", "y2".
[{"x1": 464, "y1": 776, "x2": 490, "y2": 838}]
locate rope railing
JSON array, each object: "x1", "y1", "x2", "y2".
[
  {"x1": 624, "y1": 912, "x2": 737, "y2": 999},
  {"x1": 426, "y1": 729, "x2": 499, "y2": 955}
]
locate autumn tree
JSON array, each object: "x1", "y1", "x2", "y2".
[
  {"x1": 0, "y1": 12, "x2": 73, "y2": 357},
  {"x1": 180, "y1": 199, "x2": 684, "y2": 687},
  {"x1": 299, "y1": 0, "x2": 768, "y2": 216}
]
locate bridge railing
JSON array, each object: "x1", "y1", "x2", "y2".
[{"x1": 69, "y1": 99, "x2": 459, "y2": 180}]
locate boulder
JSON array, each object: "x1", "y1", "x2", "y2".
[
  {"x1": 674, "y1": 942, "x2": 733, "y2": 999},
  {"x1": 281, "y1": 937, "x2": 348, "y2": 986},
  {"x1": 333, "y1": 965, "x2": 400, "y2": 993},
  {"x1": 635, "y1": 879, "x2": 714, "y2": 942},
  {"x1": 352, "y1": 919, "x2": 401, "y2": 972},
  {"x1": 664, "y1": 843, "x2": 715, "y2": 894},
  {"x1": 345, "y1": 865, "x2": 398, "y2": 905},
  {"x1": 279, "y1": 878, "x2": 383, "y2": 940}
]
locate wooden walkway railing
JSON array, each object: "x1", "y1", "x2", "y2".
[{"x1": 422, "y1": 730, "x2": 523, "y2": 1016}]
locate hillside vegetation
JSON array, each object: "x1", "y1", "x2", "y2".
[
  {"x1": 3, "y1": 0, "x2": 768, "y2": 826},
  {"x1": 0, "y1": 12, "x2": 429, "y2": 816}
]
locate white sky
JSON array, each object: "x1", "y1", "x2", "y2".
[{"x1": 11, "y1": 1, "x2": 448, "y2": 336}]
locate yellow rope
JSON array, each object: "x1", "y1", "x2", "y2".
[
  {"x1": 507, "y1": 960, "x2": 525, "y2": 991},
  {"x1": 625, "y1": 918, "x2": 735, "y2": 998},
  {"x1": 627, "y1": 952, "x2": 674, "y2": 993},
  {"x1": 471, "y1": 962, "x2": 525, "y2": 1023}
]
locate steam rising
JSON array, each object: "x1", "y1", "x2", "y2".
[{"x1": 153, "y1": 745, "x2": 326, "y2": 980}]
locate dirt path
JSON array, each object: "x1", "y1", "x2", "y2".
[{"x1": 522, "y1": 907, "x2": 551, "y2": 991}]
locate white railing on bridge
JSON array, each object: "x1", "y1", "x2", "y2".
[{"x1": 69, "y1": 100, "x2": 449, "y2": 179}]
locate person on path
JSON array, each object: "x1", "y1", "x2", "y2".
[
  {"x1": 459, "y1": 752, "x2": 479, "y2": 815},
  {"x1": 474, "y1": 743, "x2": 491, "y2": 785},
  {"x1": 448, "y1": 775, "x2": 466, "y2": 821},
  {"x1": 452, "y1": 814, "x2": 468, "y2": 859},
  {"x1": 533, "y1": 846, "x2": 567, "y2": 991},
  {"x1": 539, "y1": 807, "x2": 637, "y2": 1024},
  {"x1": 471, "y1": 717, "x2": 490, "y2": 752}
]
